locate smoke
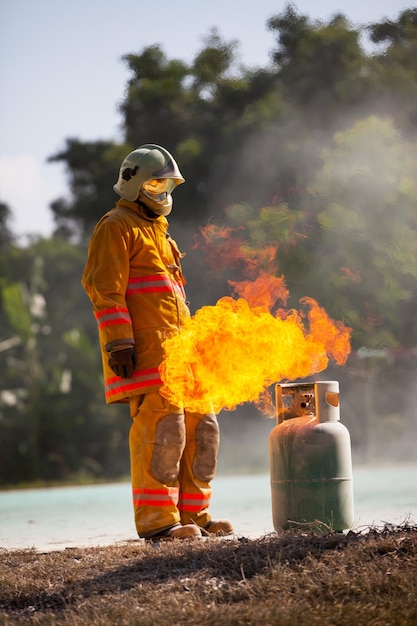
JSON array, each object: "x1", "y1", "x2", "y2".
[{"x1": 170, "y1": 112, "x2": 417, "y2": 465}]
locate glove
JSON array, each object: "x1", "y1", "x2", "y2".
[{"x1": 108, "y1": 347, "x2": 136, "y2": 379}]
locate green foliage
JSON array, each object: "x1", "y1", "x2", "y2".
[
  {"x1": 1, "y1": 283, "x2": 32, "y2": 339},
  {"x1": 48, "y1": 140, "x2": 131, "y2": 240},
  {"x1": 192, "y1": 29, "x2": 238, "y2": 84},
  {"x1": 369, "y1": 7, "x2": 417, "y2": 47},
  {"x1": 0, "y1": 237, "x2": 129, "y2": 486},
  {"x1": 0, "y1": 201, "x2": 14, "y2": 247},
  {"x1": 121, "y1": 45, "x2": 190, "y2": 147},
  {"x1": 267, "y1": 7, "x2": 367, "y2": 121},
  {"x1": 309, "y1": 116, "x2": 417, "y2": 345}
]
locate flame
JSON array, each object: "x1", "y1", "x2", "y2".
[
  {"x1": 194, "y1": 225, "x2": 248, "y2": 273},
  {"x1": 229, "y1": 271, "x2": 289, "y2": 310},
  {"x1": 160, "y1": 222, "x2": 352, "y2": 416},
  {"x1": 160, "y1": 292, "x2": 351, "y2": 416},
  {"x1": 195, "y1": 224, "x2": 279, "y2": 279},
  {"x1": 299, "y1": 297, "x2": 351, "y2": 366}
]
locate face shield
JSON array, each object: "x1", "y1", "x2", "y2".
[{"x1": 141, "y1": 178, "x2": 177, "y2": 205}]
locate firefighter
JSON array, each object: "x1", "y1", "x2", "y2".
[{"x1": 82, "y1": 144, "x2": 233, "y2": 541}]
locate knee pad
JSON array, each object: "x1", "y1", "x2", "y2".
[
  {"x1": 193, "y1": 413, "x2": 220, "y2": 482},
  {"x1": 151, "y1": 413, "x2": 186, "y2": 483}
]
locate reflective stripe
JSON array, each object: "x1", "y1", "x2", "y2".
[
  {"x1": 95, "y1": 306, "x2": 131, "y2": 330},
  {"x1": 126, "y1": 275, "x2": 172, "y2": 294},
  {"x1": 133, "y1": 487, "x2": 179, "y2": 507},
  {"x1": 105, "y1": 367, "x2": 162, "y2": 399},
  {"x1": 126, "y1": 274, "x2": 186, "y2": 300},
  {"x1": 173, "y1": 281, "x2": 186, "y2": 300},
  {"x1": 178, "y1": 491, "x2": 211, "y2": 512}
]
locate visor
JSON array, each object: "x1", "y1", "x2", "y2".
[{"x1": 141, "y1": 178, "x2": 176, "y2": 203}]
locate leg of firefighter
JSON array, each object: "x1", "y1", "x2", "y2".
[
  {"x1": 178, "y1": 411, "x2": 233, "y2": 536},
  {"x1": 129, "y1": 392, "x2": 202, "y2": 540}
]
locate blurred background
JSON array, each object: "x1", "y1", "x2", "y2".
[{"x1": 1, "y1": 1, "x2": 417, "y2": 488}]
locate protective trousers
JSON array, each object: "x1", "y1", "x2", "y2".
[{"x1": 129, "y1": 391, "x2": 220, "y2": 539}]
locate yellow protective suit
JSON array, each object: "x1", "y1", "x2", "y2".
[{"x1": 82, "y1": 198, "x2": 220, "y2": 538}]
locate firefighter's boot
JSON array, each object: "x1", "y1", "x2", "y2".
[
  {"x1": 204, "y1": 519, "x2": 234, "y2": 536},
  {"x1": 148, "y1": 523, "x2": 202, "y2": 542}
]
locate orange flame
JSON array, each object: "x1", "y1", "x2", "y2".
[
  {"x1": 160, "y1": 293, "x2": 351, "y2": 415},
  {"x1": 194, "y1": 225, "x2": 248, "y2": 272},
  {"x1": 229, "y1": 271, "x2": 289, "y2": 310},
  {"x1": 195, "y1": 224, "x2": 279, "y2": 279},
  {"x1": 160, "y1": 222, "x2": 352, "y2": 416}
]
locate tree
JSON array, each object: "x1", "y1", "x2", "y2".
[
  {"x1": 48, "y1": 140, "x2": 131, "y2": 241},
  {"x1": 48, "y1": 34, "x2": 280, "y2": 235},
  {"x1": 367, "y1": 9, "x2": 417, "y2": 132},
  {"x1": 308, "y1": 115, "x2": 417, "y2": 346},
  {"x1": 267, "y1": 5, "x2": 368, "y2": 126},
  {"x1": 120, "y1": 33, "x2": 282, "y2": 224},
  {"x1": 0, "y1": 201, "x2": 14, "y2": 247},
  {"x1": 0, "y1": 236, "x2": 130, "y2": 485},
  {"x1": 120, "y1": 44, "x2": 191, "y2": 149}
]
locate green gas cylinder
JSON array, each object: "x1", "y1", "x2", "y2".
[{"x1": 269, "y1": 381, "x2": 354, "y2": 531}]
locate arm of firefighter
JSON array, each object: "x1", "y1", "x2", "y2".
[{"x1": 81, "y1": 218, "x2": 134, "y2": 350}]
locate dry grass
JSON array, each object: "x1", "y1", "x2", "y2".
[{"x1": 1, "y1": 524, "x2": 416, "y2": 626}]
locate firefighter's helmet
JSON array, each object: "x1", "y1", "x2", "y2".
[{"x1": 113, "y1": 144, "x2": 184, "y2": 215}]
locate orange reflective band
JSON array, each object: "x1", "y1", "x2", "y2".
[
  {"x1": 105, "y1": 367, "x2": 162, "y2": 399},
  {"x1": 178, "y1": 491, "x2": 211, "y2": 512},
  {"x1": 95, "y1": 306, "x2": 131, "y2": 330},
  {"x1": 132, "y1": 487, "x2": 179, "y2": 507},
  {"x1": 126, "y1": 275, "x2": 186, "y2": 300}
]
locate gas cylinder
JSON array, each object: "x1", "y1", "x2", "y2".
[{"x1": 269, "y1": 381, "x2": 354, "y2": 531}]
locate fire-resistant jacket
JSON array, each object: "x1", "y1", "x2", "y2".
[{"x1": 82, "y1": 198, "x2": 190, "y2": 404}]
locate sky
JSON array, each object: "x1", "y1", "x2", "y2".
[{"x1": 0, "y1": 0, "x2": 410, "y2": 241}]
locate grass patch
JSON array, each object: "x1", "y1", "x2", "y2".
[{"x1": 1, "y1": 524, "x2": 416, "y2": 625}]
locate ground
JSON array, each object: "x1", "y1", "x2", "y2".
[{"x1": 1, "y1": 524, "x2": 416, "y2": 625}]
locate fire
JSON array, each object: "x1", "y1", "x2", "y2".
[
  {"x1": 194, "y1": 224, "x2": 248, "y2": 273},
  {"x1": 229, "y1": 271, "x2": 289, "y2": 310},
  {"x1": 160, "y1": 222, "x2": 352, "y2": 416},
  {"x1": 160, "y1": 289, "x2": 351, "y2": 416},
  {"x1": 195, "y1": 224, "x2": 279, "y2": 280}
]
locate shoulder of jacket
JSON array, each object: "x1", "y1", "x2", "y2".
[{"x1": 98, "y1": 203, "x2": 144, "y2": 228}]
